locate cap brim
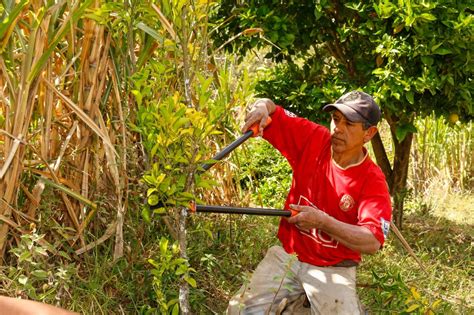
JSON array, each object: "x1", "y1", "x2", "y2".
[{"x1": 323, "y1": 104, "x2": 366, "y2": 123}]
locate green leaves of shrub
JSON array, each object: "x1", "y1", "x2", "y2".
[{"x1": 147, "y1": 237, "x2": 197, "y2": 314}]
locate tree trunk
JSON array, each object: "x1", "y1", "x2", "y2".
[
  {"x1": 371, "y1": 122, "x2": 414, "y2": 229},
  {"x1": 178, "y1": 6, "x2": 192, "y2": 313},
  {"x1": 389, "y1": 132, "x2": 413, "y2": 228},
  {"x1": 178, "y1": 207, "x2": 190, "y2": 314},
  {"x1": 371, "y1": 132, "x2": 393, "y2": 186}
]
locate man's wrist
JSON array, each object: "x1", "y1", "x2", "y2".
[{"x1": 317, "y1": 211, "x2": 332, "y2": 231}]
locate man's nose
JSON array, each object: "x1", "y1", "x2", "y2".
[{"x1": 333, "y1": 122, "x2": 343, "y2": 133}]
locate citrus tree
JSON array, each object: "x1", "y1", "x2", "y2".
[{"x1": 211, "y1": 0, "x2": 473, "y2": 226}]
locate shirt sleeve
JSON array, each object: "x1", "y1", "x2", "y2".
[
  {"x1": 263, "y1": 106, "x2": 329, "y2": 169},
  {"x1": 357, "y1": 169, "x2": 392, "y2": 246}
]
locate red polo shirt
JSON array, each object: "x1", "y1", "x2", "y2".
[{"x1": 263, "y1": 106, "x2": 392, "y2": 266}]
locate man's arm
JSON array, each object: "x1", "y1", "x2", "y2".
[
  {"x1": 0, "y1": 296, "x2": 78, "y2": 315},
  {"x1": 288, "y1": 204, "x2": 381, "y2": 254}
]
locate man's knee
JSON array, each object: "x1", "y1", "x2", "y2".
[{"x1": 266, "y1": 245, "x2": 284, "y2": 256}]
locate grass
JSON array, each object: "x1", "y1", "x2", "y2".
[
  {"x1": 358, "y1": 198, "x2": 473, "y2": 314},
  {"x1": 1, "y1": 147, "x2": 471, "y2": 315}
]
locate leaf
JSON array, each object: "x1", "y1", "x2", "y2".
[
  {"x1": 376, "y1": 55, "x2": 384, "y2": 67},
  {"x1": 147, "y1": 194, "x2": 159, "y2": 206},
  {"x1": 147, "y1": 188, "x2": 157, "y2": 197},
  {"x1": 18, "y1": 251, "x2": 32, "y2": 263},
  {"x1": 172, "y1": 303, "x2": 179, "y2": 315},
  {"x1": 395, "y1": 123, "x2": 417, "y2": 142},
  {"x1": 0, "y1": 0, "x2": 29, "y2": 52},
  {"x1": 421, "y1": 56, "x2": 433, "y2": 66},
  {"x1": 58, "y1": 251, "x2": 71, "y2": 261},
  {"x1": 153, "y1": 207, "x2": 166, "y2": 215},
  {"x1": 431, "y1": 299, "x2": 442, "y2": 309},
  {"x1": 159, "y1": 238, "x2": 169, "y2": 256},
  {"x1": 175, "y1": 264, "x2": 187, "y2": 276},
  {"x1": 34, "y1": 246, "x2": 48, "y2": 257},
  {"x1": 419, "y1": 13, "x2": 436, "y2": 22},
  {"x1": 406, "y1": 303, "x2": 420, "y2": 312},
  {"x1": 393, "y1": 23, "x2": 405, "y2": 34},
  {"x1": 433, "y1": 47, "x2": 452, "y2": 55},
  {"x1": 147, "y1": 258, "x2": 158, "y2": 268},
  {"x1": 18, "y1": 275, "x2": 28, "y2": 285},
  {"x1": 136, "y1": 22, "x2": 162, "y2": 41},
  {"x1": 40, "y1": 177, "x2": 97, "y2": 210},
  {"x1": 410, "y1": 287, "x2": 421, "y2": 300},
  {"x1": 242, "y1": 28, "x2": 263, "y2": 36},
  {"x1": 141, "y1": 207, "x2": 151, "y2": 223},
  {"x1": 173, "y1": 117, "x2": 190, "y2": 130},
  {"x1": 184, "y1": 276, "x2": 197, "y2": 288},
  {"x1": 179, "y1": 192, "x2": 195, "y2": 200},
  {"x1": 406, "y1": 91, "x2": 414, "y2": 105},
  {"x1": 31, "y1": 270, "x2": 49, "y2": 279},
  {"x1": 299, "y1": 82, "x2": 307, "y2": 92}
]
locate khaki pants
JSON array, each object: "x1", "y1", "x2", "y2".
[{"x1": 227, "y1": 246, "x2": 363, "y2": 315}]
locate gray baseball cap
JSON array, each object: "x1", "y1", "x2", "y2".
[{"x1": 323, "y1": 91, "x2": 382, "y2": 126}]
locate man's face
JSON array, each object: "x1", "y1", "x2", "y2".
[{"x1": 330, "y1": 110, "x2": 370, "y2": 154}]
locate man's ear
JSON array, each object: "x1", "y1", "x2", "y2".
[{"x1": 364, "y1": 126, "x2": 378, "y2": 143}]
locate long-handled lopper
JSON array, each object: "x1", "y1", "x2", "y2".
[
  {"x1": 190, "y1": 116, "x2": 297, "y2": 217},
  {"x1": 149, "y1": 116, "x2": 296, "y2": 217},
  {"x1": 200, "y1": 117, "x2": 271, "y2": 172}
]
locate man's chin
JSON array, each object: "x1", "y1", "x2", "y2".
[{"x1": 331, "y1": 142, "x2": 344, "y2": 151}]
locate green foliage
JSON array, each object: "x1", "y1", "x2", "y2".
[
  {"x1": 128, "y1": 2, "x2": 259, "y2": 313},
  {"x1": 238, "y1": 140, "x2": 292, "y2": 208},
  {"x1": 5, "y1": 232, "x2": 75, "y2": 303},
  {"x1": 212, "y1": 0, "x2": 473, "y2": 123},
  {"x1": 139, "y1": 92, "x2": 221, "y2": 213},
  {"x1": 368, "y1": 270, "x2": 443, "y2": 314},
  {"x1": 144, "y1": 237, "x2": 196, "y2": 314},
  {"x1": 254, "y1": 63, "x2": 338, "y2": 123},
  {"x1": 127, "y1": 0, "x2": 227, "y2": 219}
]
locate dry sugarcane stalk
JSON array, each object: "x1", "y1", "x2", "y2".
[
  {"x1": 75, "y1": 221, "x2": 117, "y2": 255},
  {"x1": 0, "y1": 73, "x2": 41, "y2": 259},
  {"x1": 26, "y1": 121, "x2": 78, "y2": 219},
  {"x1": 390, "y1": 222, "x2": 428, "y2": 274},
  {"x1": 110, "y1": 56, "x2": 129, "y2": 261}
]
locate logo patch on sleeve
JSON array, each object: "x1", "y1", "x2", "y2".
[
  {"x1": 381, "y1": 218, "x2": 390, "y2": 239},
  {"x1": 284, "y1": 109, "x2": 297, "y2": 118}
]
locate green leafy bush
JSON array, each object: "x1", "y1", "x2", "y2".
[
  {"x1": 6, "y1": 232, "x2": 75, "y2": 304},
  {"x1": 238, "y1": 140, "x2": 292, "y2": 208}
]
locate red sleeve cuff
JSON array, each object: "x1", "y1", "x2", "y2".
[{"x1": 360, "y1": 223, "x2": 386, "y2": 247}]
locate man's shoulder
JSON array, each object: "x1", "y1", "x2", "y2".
[{"x1": 355, "y1": 157, "x2": 390, "y2": 190}]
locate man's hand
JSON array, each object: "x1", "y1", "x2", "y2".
[
  {"x1": 287, "y1": 204, "x2": 329, "y2": 232},
  {"x1": 288, "y1": 204, "x2": 381, "y2": 254},
  {"x1": 241, "y1": 98, "x2": 275, "y2": 136},
  {"x1": 0, "y1": 296, "x2": 79, "y2": 315}
]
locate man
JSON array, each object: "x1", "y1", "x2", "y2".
[{"x1": 227, "y1": 91, "x2": 392, "y2": 314}]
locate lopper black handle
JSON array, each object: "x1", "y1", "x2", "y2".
[
  {"x1": 200, "y1": 117, "x2": 272, "y2": 171},
  {"x1": 189, "y1": 203, "x2": 296, "y2": 217}
]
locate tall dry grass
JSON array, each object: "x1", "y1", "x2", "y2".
[
  {"x1": 0, "y1": 0, "x2": 131, "y2": 262},
  {"x1": 410, "y1": 115, "x2": 473, "y2": 208}
]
